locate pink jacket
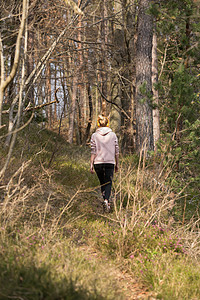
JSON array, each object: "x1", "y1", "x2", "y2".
[{"x1": 91, "y1": 127, "x2": 119, "y2": 164}]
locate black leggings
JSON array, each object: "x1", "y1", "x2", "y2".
[{"x1": 94, "y1": 163, "x2": 114, "y2": 202}]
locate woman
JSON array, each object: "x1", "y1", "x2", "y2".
[{"x1": 90, "y1": 115, "x2": 119, "y2": 212}]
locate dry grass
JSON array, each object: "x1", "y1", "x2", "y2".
[
  {"x1": 0, "y1": 159, "x2": 127, "y2": 299},
  {"x1": 0, "y1": 130, "x2": 199, "y2": 299}
]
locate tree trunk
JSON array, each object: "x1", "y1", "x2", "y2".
[
  {"x1": 0, "y1": 0, "x2": 29, "y2": 178},
  {"x1": 54, "y1": 63, "x2": 58, "y2": 123},
  {"x1": 27, "y1": 29, "x2": 35, "y2": 106},
  {"x1": 68, "y1": 76, "x2": 77, "y2": 144},
  {"x1": 46, "y1": 62, "x2": 52, "y2": 128},
  {"x1": 135, "y1": 0, "x2": 154, "y2": 153},
  {"x1": 152, "y1": 29, "x2": 160, "y2": 149},
  {"x1": 82, "y1": 83, "x2": 93, "y2": 144},
  {"x1": 100, "y1": 0, "x2": 108, "y2": 116},
  {"x1": 0, "y1": 0, "x2": 28, "y2": 127},
  {"x1": 77, "y1": 0, "x2": 84, "y2": 143}
]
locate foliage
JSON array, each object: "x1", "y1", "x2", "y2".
[{"x1": 151, "y1": 0, "x2": 200, "y2": 222}]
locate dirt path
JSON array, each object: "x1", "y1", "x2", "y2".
[
  {"x1": 78, "y1": 243, "x2": 156, "y2": 300},
  {"x1": 77, "y1": 191, "x2": 157, "y2": 299}
]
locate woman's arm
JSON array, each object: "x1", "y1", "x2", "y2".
[
  {"x1": 90, "y1": 153, "x2": 96, "y2": 174},
  {"x1": 90, "y1": 134, "x2": 96, "y2": 174},
  {"x1": 115, "y1": 154, "x2": 119, "y2": 173},
  {"x1": 115, "y1": 134, "x2": 119, "y2": 172}
]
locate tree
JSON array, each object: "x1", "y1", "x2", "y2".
[
  {"x1": 0, "y1": 0, "x2": 28, "y2": 127},
  {"x1": 152, "y1": 27, "x2": 160, "y2": 149},
  {"x1": 135, "y1": 0, "x2": 154, "y2": 153},
  {"x1": 0, "y1": 0, "x2": 83, "y2": 177}
]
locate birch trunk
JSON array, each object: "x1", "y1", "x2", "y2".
[{"x1": 152, "y1": 30, "x2": 160, "y2": 149}]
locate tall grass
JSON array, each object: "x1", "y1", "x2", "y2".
[
  {"x1": 98, "y1": 148, "x2": 200, "y2": 299},
  {"x1": 70, "y1": 146, "x2": 200, "y2": 299},
  {"x1": 0, "y1": 126, "x2": 199, "y2": 299},
  {"x1": 0, "y1": 159, "x2": 126, "y2": 299}
]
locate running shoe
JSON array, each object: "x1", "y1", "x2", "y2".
[{"x1": 103, "y1": 200, "x2": 110, "y2": 213}]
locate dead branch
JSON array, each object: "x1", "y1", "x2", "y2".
[
  {"x1": 96, "y1": 84, "x2": 131, "y2": 120},
  {"x1": 2, "y1": 88, "x2": 60, "y2": 114},
  {"x1": 25, "y1": 90, "x2": 59, "y2": 112}
]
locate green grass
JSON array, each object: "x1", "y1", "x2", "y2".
[{"x1": 142, "y1": 254, "x2": 200, "y2": 300}]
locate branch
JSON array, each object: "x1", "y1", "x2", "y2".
[
  {"x1": 96, "y1": 84, "x2": 131, "y2": 120},
  {"x1": 25, "y1": 88, "x2": 59, "y2": 111},
  {"x1": 0, "y1": 0, "x2": 28, "y2": 127},
  {"x1": 25, "y1": 99, "x2": 59, "y2": 112},
  {"x1": 2, "y1": 88, "x2": 60, "y2": 114},
  {"x1": 0, "y1": 113, "x2": 34, "y2": 141},
  {"x1": 1, "y1": 12, "x2": 79, "y2": 118},
  {"x1": 158, "y1": 43, "x2": 168, "y2": 80},
  {"x1": 0, "y1": 32, "x2": 5, "y2": 83},
  {"x1": 63, "y1": 0, "x2": 83, "y2": 15}
]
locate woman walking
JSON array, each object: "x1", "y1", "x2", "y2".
[{"x1": 90, "y1": 115, "x2": 119, "y2": 212}]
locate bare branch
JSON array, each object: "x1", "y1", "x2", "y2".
[{"x1": 96, "y1": 84, "x2": 131, "y2": 120}]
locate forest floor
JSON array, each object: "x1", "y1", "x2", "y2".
[
  {"x1": 0, "y1": 125, "x2": 199, "y2": 299},
  {"x1": 75, "y1": 195, "x2": 156, "y2": 300},
  {"x1": 77, "y1": 244, "x2": 153, "y2": 300}
]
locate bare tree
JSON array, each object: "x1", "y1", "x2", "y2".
[
  {"x1": 0, "y1": 1, "x2": 83, "y2": 177},
  {"x1": 0, "y1": 0, "x2": 28, "y2": 127},
  {"x1": 0, "y1": 0, "x2": 29, "y2": 178}
]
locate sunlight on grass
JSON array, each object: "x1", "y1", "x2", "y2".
[
  {"x1": 0, "y1": 123, "x2": 200, "y2": 300},
  {"x1": 142, "y1": 254, "x2": 200, "y2": 300},
  {"x1": 0, "y1": 226, "x2": 124, "y2": 300}
]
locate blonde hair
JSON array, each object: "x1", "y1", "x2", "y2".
[{"x1": 97, "y1": 115, "x2": 109, "y2": 127}]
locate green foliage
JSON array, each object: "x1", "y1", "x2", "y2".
[
  {"x1": 153, "y1": 0, "x2": 200, "y2": 223},
  {"x1": 141, "y1": 255, "x2": 200, "y2": 300},
  {"x1": 159, "y1": 66, "x2": 199, "y2": 134},
  {"x1": 156, "y1": 125, "x2": 200, "y2": 221}
]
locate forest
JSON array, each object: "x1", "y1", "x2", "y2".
[{"x1": 0, "y1": 0, "x2": 200, "y2": 299}]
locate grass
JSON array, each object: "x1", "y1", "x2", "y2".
[
  {"x1": 148, "y1": 255, "x2": 200, "y2": 300},
  {"x1": 0, "y1": 121, "x2": 200, "y2": 299},
  {"x1": 0, "y1": 227, "x2": 123, "y2": 300}
]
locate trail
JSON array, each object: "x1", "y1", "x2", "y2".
[
  {"x1": 78, "y1": 244, "x2": 156, "y2": 300},
  {"x1": 77, "y1": 191, "x2": 157, "y2": 300}
]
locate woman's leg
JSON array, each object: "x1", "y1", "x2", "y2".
[
  {"x1": 94, "y1": 164, "x2": 106, "y2": 198},
  {"x1": 104, "y1": 164, "x2": 114, "y2": 202}
]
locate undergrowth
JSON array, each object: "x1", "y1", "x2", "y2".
[
  {"x1": 0, "y1": 123, "x2": 200, "y2": 299},
  {"x1": 0, "y1": 226, "x2": 122, "y2": 300}
]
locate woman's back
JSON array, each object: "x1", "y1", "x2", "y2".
[{"x1": 91, "y1": 127, "x2": 119, "y2": 164}]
